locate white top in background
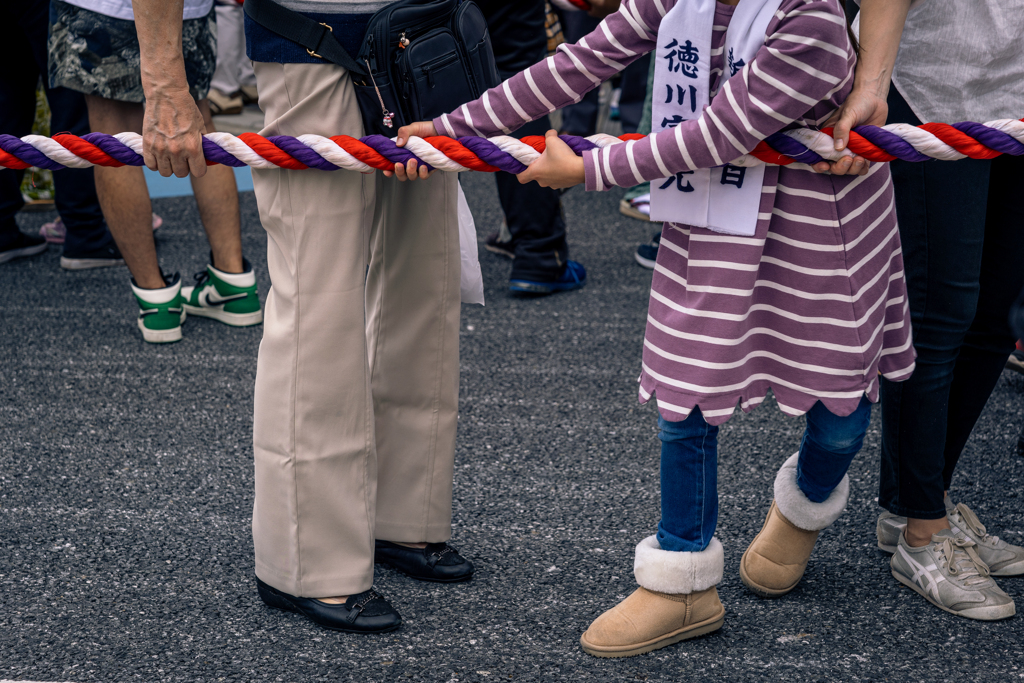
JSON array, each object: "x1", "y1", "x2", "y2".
[{"x1": 59, "y1": 0, "x2": 215, "y2": 22}]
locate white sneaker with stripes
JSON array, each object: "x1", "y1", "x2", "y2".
[
  {"x1": 877, "y1": 498, "x2": 1024, "y2": 576},
  {"x1": 890, "y1": 529, "x2": 1015, "y2": 621}
]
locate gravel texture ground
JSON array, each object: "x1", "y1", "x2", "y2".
[{"x1": 2, "y1": 172, "x2": 1023, "y2": 682}]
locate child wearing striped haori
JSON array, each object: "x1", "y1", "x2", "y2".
[{"x1": 396, "y1": 0, "x2": 917, "y2": 659}]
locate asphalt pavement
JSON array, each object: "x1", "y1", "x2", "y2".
[{"x1": 2, "y1": 172, "x2": 1024, "y2": 682}]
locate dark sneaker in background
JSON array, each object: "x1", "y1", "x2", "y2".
[
  {"x1": 0, "y1": 231, "x2": 48, "y2": 265},
  {"x1": 509, "y1": 259, "x2": 586, "y2": 295},
  {"x1": 1007, "y1": 348, "x2": 1024, "y2": 375},
  {"x1": 635, "y1": 231, "x2": 661, "y2": 269},
  {"x1": 485, "y1": 231, "x2": 516, "y2": 259},
  {"x1": 61, "y1": 243, "x2": 125, "y2": 270}
]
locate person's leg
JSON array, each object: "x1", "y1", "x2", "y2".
[
  {"x1": 18, "y1": 0, "x2": 115, "y2": 260},
  {"x1": 656, "y1": 410, "x2": 719, "y2": 552},
  {"x1": 557, "y1": 12, "x2": 601, "y2": 136},
  {"x1": 251, "y1": 61, "x2": 378, "y2": 602},
  {"x1": 616, "y1": 52, "x2": 651, "y2": 135},
  {"x1": 740, "y1": 399, "x2": 867, "y2": 598},
  {"x1": 210, "y1": 2, "x2": 242, "y2": 97},
  {"x1": 46, "y1": 86, "x2": 120, "y2": 260},
  {"x1": 367, "y1": 172, "x2": 461, "y2": 548},
  {"x1": 190, "y1": 99, "x2": 243, "y2": 274},
  {"x1": 941, "y1": 153, "x2": 1024, "y2": 487},
  {"x1": 496, "y1": 115, "x2": 570, "y2": 284},
  {"x1": 796, "y1": 397, "x2": 872, "y2": 503},
  {"x1": 581, "y1": 407, "x2": 725, "y2": 658},
  {"x1": 84, "y1": 95, "x2": 163, "y2": 288},
  {"x1": 879, "y1": 87, "x2": 991, "y2": 542},
  {"x1": 0, "y1": 3, "x2": 41, "y2": 250}
]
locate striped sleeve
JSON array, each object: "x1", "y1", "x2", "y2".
[
  {"x1": 584, "y1": 0, "x2": 853, "y2": 190},
  {"x1": 433, "y1": 0, "x2": 664, "y2": 138}
]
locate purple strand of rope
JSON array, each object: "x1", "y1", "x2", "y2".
[
  {"x1": 764, "y1": 131, "x2": 824, "y2": 165},
  {"x1": 456, "y1": 137, "x2": 526, "y2": 173},
  {"x1": 953, "y1": 122, "x2": 1024, "y2": 156},
  {"x1": 202, "y1": 137, "x2": 246, "y2": 167},
  {"x1": 83, "y1": 133, "x2": 144, "y2": 166},
  {"x1": 0, "y1": 134, "x2": 66, "y2": 171},
  {"x1": 852, "y1": 125, "x2": 931, "y2": 162},
  {"x1": 268, "y1": 136, "x2": 341, "y2": 171}
]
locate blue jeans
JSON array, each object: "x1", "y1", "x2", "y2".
[{"x1": 657, "y1": 398, "x2": 872, "y2": 552}]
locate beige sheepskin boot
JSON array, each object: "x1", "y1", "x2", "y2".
[
  {"x1": 739, "y1": 452, "x2": 850, "y2": 598},
  {"x1": 580, "y1": 536, "x2": 726, "y2": 658}
]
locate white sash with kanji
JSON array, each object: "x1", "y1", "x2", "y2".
[{"x1": 649, "y1": 0, "x2": 781, "y2": 236}]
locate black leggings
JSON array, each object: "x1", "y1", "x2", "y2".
[{"x1": 878, "y1": 88, "x2": 1024, "y2": 519}]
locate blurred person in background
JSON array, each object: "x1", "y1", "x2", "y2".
[
  {"x1": 478, "y1": 0, "x2": 587, "y2": 295},
  {"x1": 208, "y1": 0, "x2": 257, "y2": 115},
  {"x1": 0, "y1": 0, "x2": 122, "y2": 269}
]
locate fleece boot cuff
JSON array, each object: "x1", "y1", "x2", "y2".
[
  {"x1": 773, "y1": 452, "x2": 849, "y2": 532},
  {"x1": 633, "y1": 535, "x2": 724, "y2": 594}
]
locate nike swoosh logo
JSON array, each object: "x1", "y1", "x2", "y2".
[{"x1": 204, "y1": 292, "x2": 248, "y2": 306}]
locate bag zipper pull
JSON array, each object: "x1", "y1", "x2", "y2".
[
  {"x1": 399, "y1": 32, "x2": 410, "y2": 49},
  {"x1": 364, "y1": 59, "x2": 394, "y2": 129}
]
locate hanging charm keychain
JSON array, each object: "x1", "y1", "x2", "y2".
[{"x1": 363, "y1": 59, "x2": 395, "y2": 129}]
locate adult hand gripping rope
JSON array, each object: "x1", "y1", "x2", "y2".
[{"x1": 1, "y1": 119, "x2": 1022, "y2": 175}]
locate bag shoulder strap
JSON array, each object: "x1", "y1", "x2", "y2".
[{"x1": 244, "y1": 0, "x2": 367, "y2": 76}]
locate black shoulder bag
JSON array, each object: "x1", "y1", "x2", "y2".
[{"x1": 244, "y1": 0, "x2": 501, "y2": 137}]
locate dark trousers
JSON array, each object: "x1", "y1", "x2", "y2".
[
  {"x1": 480, "y1": 0, "x2": 569, "y2": 281},
  {"x1": 495, "y1": 117, "x2": 569, "y2": 280},
  {"x1": 0, "y1": 0, "x2": 112, "y2": 255},
  {"x1": 879, "y1": 87, "x2": 1024, "y2": 519},
  {"x1": 557, "y1": 13, "x2": 650, "y2": 135}
]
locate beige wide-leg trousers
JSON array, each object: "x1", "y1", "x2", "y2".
[{"x1": 250, "y1": 62, "x2": 461, "y2": 598}]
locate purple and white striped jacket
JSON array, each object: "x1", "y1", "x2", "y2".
[{"x1": 434, "y1": 0, "x2": 916, "y2": 425}]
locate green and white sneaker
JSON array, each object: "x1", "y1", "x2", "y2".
[
  {"x1": 181, "y1": 259, "x2": 263, "y2": 327},
  {"x1": 131, "y1": 273, "x2": 185, "y2": 344},
  {"x1": 878, "y1": 497, "x2": 1024, "y2": 576},
  {"x1": 890, "y1": 529, "x2": 1015, "y2": 620}
]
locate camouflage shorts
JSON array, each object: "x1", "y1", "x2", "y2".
[{"x1": 48, "y1": 0, "x2": 217, "y2": 104}]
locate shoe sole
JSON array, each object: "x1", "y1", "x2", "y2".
[
  {"x1": 891, "y1": 568, "x2": 1017, "y2": 620},
  {"x1": 138, "y1": 319, "x2": 182, "y2": 343},
  {"x1": 183, "y1": 303, "x2": 263, "y2": 327},
  {"x1": 580, "y1": 608, "x2": 725, "y2": 658},
  {"x1": 257, "y1": 581, "x2": 402, "y2": 634},
  {"x1": 60, "y1": 256, "x2": 126, "y2": 270},
  {"x1": 619, "y1": 199, "x2": 651, "y2": 221},
  {"x1": 484, "y1": 243, "x2": 515, "y2": 259},
  {"x1": 634, "y1": 251, "x2": 656, "y2": 269},
  {"x1": 881, "y1": 542, "x2": 1024, "y2": 576},
  {"x1": 508, "y1": 279, "x2": 586, "y2": 294},
  {"x1": 0, "y1": 242, "x2": 48, "y2": 264},
  {"x1": 373, "y1": 558, "x2": 474, "y2": 583}
]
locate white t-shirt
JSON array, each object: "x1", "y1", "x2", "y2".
[
  {"x1": 854, "y1": 0, "x2": 1024, "y2": 123},
  {"x1": 60, "y1": 0, "x2": 215, "y2": 22},
  {"x1": 890, "y1": 0, "x2": 1024, "y2": 123}
]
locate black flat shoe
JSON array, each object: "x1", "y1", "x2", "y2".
[
  {"x1": 256, "y1": 577, "x2": 401, "y2": 633},
  {"x1": 374, "y1": 540, "x2": 475, "y2": 583}
]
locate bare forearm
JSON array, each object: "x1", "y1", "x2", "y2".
[
  {"x1": 132, "y1": 0, "x2": 189, "y2": 96},
  {"x1": 854, "y1": 0, "x2": 912, "y2": 98}
]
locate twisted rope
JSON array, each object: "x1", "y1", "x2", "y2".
[
  {"x1": 549, "y1": 0, "x2": 593, "y2": 12},
  {"x1": 2, "y1": 119, "x2": 1022, "y2": 175}
]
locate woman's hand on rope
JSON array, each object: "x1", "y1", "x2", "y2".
[
  {"x1": 517, "y1": 130, "x2": 586, "y2": 189},
  {"x1": 389, "y1": 121, "x2": 439, "y2": 180},
  {"x1": 809, "y1": 86, "x2": 885, "y2": 176}
]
